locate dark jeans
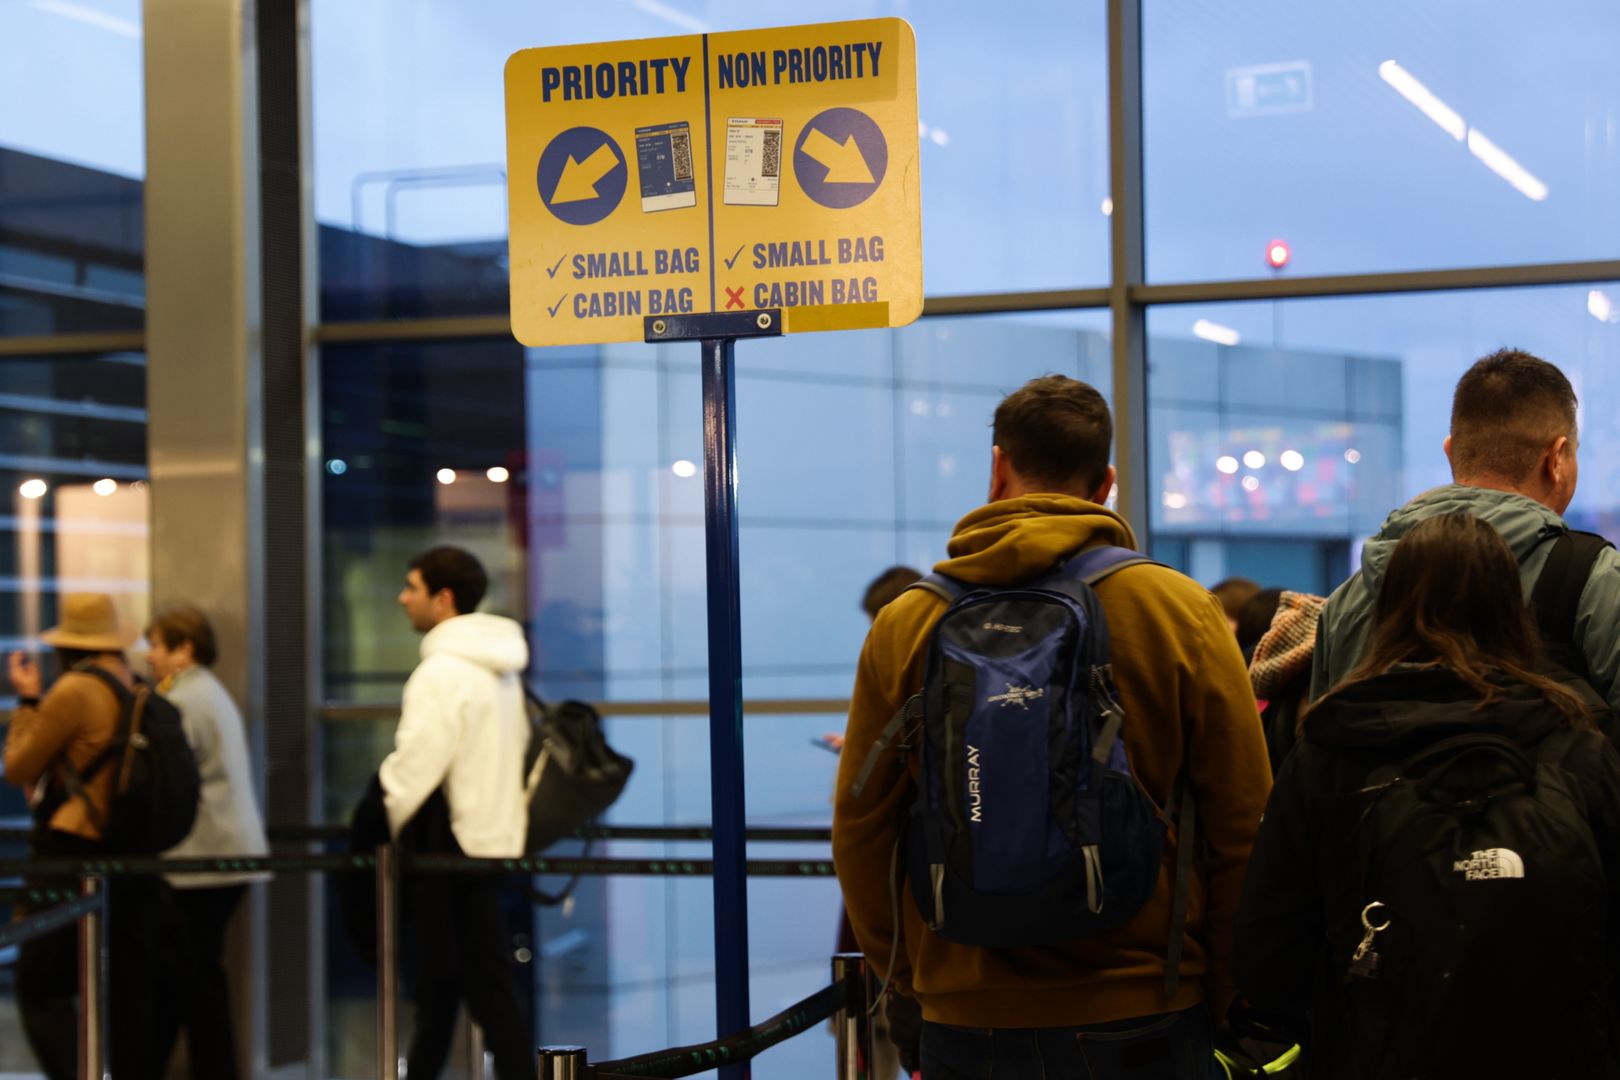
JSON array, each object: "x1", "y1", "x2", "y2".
[
  {"x1": 154, "y1": 884, "x2": 248, "y2": 1079},
  {"x1": 16, "y1": 830, "x2": 172, "y2": 1080},
  {"x1": 921, "y1": 1006, "x2": 1217, "y2": 1080},
  {"x1": 405, "y1": 870, "x2": 533, "y2": 1080}
]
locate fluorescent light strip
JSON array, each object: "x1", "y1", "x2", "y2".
[
  {"x1": 632, "y1": 0, "x2": 709, "y2": 34},
  {"x1": 1379, "y1": 59, "x2": 1549, "y2": 203},
  {"x1": 30, "y1": 0, "x2": 139, "y2": 39},
  {"x1": 1378, "y1": 60, "x2": 1465, "y2": 141},
  {"x1": 1193, "y1": 319, "x2": 1241, "y2": 346},
  {"x1": 1466, "y1": 128, "x2": 1549, "y2": 202}
]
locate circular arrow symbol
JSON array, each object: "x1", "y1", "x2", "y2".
[
  {"x1": 794, "y1": 107, "x2": 887, "y2": 209},
  {"x1": 538, "y1": 127, "x2": 628, "y2": 226}
]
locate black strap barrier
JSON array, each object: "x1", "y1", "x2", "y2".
[
  {"x1": 0, "y1": 891, "x2": 104, "y2": 949},
  {"x1": 592, "y1": 977, "x2": 853, "y2": 1078},
  {"x1": 0, "y1": 824, "x2": 833, "y2": 846},
  {"x1": 0, "y1": 853, "x2": 835, "y2": 879}
]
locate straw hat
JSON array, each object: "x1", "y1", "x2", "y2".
[{"x1": 40, "y1": 593, "x2": 137, "y2": 651}]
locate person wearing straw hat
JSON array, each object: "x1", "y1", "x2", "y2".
[{"x1": 5, "y1": 593, "x2": 172, "y2": 1079}]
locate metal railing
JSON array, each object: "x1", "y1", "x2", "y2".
[{"x1": 0, "y1": 833, "x2": 867, "y2": 1080}]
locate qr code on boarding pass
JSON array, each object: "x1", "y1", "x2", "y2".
[
  {"x1": 761, "y1": 129, "x2": 781, "y2": 178},
  {"x1": 671, "y1": 130, "x2": 694, "y2": 182}
]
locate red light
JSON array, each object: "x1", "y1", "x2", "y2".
[{"x1": 1266, "y1": 239, "x2": 1291, "y2": 270}]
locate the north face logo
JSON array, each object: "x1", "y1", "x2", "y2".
[{"x1": 1453, "y1": 848, "x2": 1525, "y2": 881}]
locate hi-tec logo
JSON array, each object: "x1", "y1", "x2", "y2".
[
  {"x1": 983, "y1": 622, "x2": 1024, "y2": 634},
  {"x1": 1453, "y1": 848, "x2": 1525, "y2": 881},
  {"x1": 987, "y1": 684, "x2": 1045, "y2": 710},
  {"x1": 967, "y1": 745, "x2": 982, "y2": 823}
]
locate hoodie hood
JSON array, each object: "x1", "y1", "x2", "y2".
[
  {"x1": 420, "y1": 612, "x2": 529, "y2": 674},
  {"x1": 1357, "y1": 483, "x2": 1564, "y2": 599},
  {"x1": 938, "y1": 495, "x2": 1137, "y2": 584},
  {"x1": 1306, "y1": 665, "x2": 1564, "y2": 753}
]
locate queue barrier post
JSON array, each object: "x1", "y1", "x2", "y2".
[
  {"x1": 832, "y1": 952, "x2": 875, "y2": 1080},
  {"x1": 537, "y1": 1045, "x2": 590, "y2": 1079},
  {"x1": 376, "y1": 842, "x2": 400, "y2": 1080},
  {"x1": 77, "y1": 874, "x2": 105, "y2": 1080}
]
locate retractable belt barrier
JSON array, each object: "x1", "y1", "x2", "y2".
[
  {"x1": 0, "y1": 890, "x2": 103, "y2": 950},
  {"x1": 0, "y1": 853, "x2": 835, "y2": 879},
  {"x1": 541, "y1": 954, "x2": 875, "y2": 1080}
]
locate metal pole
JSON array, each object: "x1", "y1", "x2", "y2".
[
  {"x1": 832, "y1": 953, "x2": 874, "y2": 1080},
  {"x1": 701, "y1": 334, "x2": 751, "y2": 1079},
  {"x1": 77, "y1": 875, "x2": 105, "y2": 1080},
  {"x1": 376, "y1": 843, "x2": 400, "y2": 1080},
  {"x1": 537, "y1": 1045, "x2": 590, "y2": 1079}
]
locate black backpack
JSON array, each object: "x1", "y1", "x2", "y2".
[
  {"x1": 522, "y1": 688, "x2": 633, "y2": 854},
  {"x1": 1334, "y1": 727, "x2": 1615, "y2": 1077},
  {"x1": 1530, "y1": 528, "x2": 1613, "y2": 691},
  {"x1": 49, "y1": 664, "x2": 201, "y2": 854}
]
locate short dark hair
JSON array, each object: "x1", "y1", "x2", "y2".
[
  {"x1": 991, "y1": 375, "x2": 1113, "y2": 495},
  {"x1": 1450, "y1": 349, "x2": 1577, "y2": 482},
  {"x1": 146, "y1": 605, "x2": 219, "y2": 667},
  {"x1": 861, "y1": 566, "x2": 922, "y2": 619},
  {"x1": 409, "y1": 546, "x2": 488, "y2": 615},
  {"x1": 1211, "y1": 577, "x2": 1261, "y2": 623}
]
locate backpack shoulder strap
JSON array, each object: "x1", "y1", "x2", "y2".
[
  {"x1": 1062, "y1": 545, "x2": 1163, "y2": 587},
  {"x1": 904, "y1": 572, "x2": 968, "y2": 605},
  {"x1": 1531, "y1": 529, "x2": 1613, "y2": 650}
]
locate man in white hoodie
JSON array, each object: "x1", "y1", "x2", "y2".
[{"x1": 380, "y1": 545, "x2": 533, "y2": 1079}]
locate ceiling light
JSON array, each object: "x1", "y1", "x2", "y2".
[
  {"x1": 1379, "y1": 60, "x2": 1465, "y2": 141},
  {"x1": 1279, "y1": 450, "x2": 1305, "y2": 472},
  {"x1": 486, "y1": 466, "x2": 510, "y2": 483},
  {"x1": 93, "y1": 479, "x2": 118, "y2": 496},
  {"x1": 1193, "y1": 319, "x2": 1241, "y2": 347},
  {"x1": 1241, "y1": 475, "x2": 1261, "y2": 492},
  {"x1": 672, "y1": 459, "x2": 698, "y2": 478},
  {"x1": 19, "y1": 479, "x2": 47, "y2": 500},
  {"x1": 325, "y1": 459, "x2": 348, "y2": 476},
  {"x1": 1243, "y1": 450, "x2": 1266, "y2": 469},
  {"x1": 436, "y1": 469, "x2": 456, "y2": 485},
  {"x1": 1216, "y1": 455, "x2": 1240, "y2": 475},
  {"x1": 1466, "y1": 128, "x2": 1548, "y2": 202},
  {"x1": 929, "y1": 128, "x2": 950, "y2": 147},
  {"x1": 1162, "y1": 492, "x2": 1188, "y2": 510},
  {"x1": 1345, "y1": 448, "x2": 1362, "y2": 464},
  {"x1": 1100, "y1": 197, "x2": 1114, "y2": 216}
]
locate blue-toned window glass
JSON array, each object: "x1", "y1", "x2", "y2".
[
  {"x1": 0, "y1": 0, "x2": 145, "y2": 334},
  {"x1": 1144, "y1": 0, "x2": 1620, "y2": 282},
  {"x1": 318, "y1": 310, "x2": 1110, "y2": 1069},
  {"x1": 311, "y1": 1, "x2": 1107, "y2": 320},
  {"x1": 1146, "y1": 284, "x2": 1620, "y2": 595}
]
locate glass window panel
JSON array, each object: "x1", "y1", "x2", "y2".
[
  {"x1": 0, "y1": 347, "x2": 148, "y2": 1070},
  {"x1": 1146, "y1": 284, "x2": 1620, "y2": 597},
  {"x1": 1144, "y1": 0, "x2": 1620, "y2": 281},
  {"x1": 311, "y1": 0, "x2": 1107, "y2": 320},
  {"x1": 318, "y1": 311, "x2": 1112, "y2": 1061},
  {"x1": 1, "y1": 1, "x2": 145, "y2": 334}
]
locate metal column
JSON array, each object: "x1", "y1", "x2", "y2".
[
  {"x1": 77, "y1": 876, "x2": 105, "y2": 1080},
  {"x1": 832, "y1": 953, "x2": 875, "y2": 1080},
  {"x1": 376, "y1": 844, "x2": 400, "y2": 1079},
  {"x1": 1107, "y1": 0, "x2": 1150, "y2": 534}
]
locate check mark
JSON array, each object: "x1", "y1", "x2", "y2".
[
  {"x1": 723, "y1": 244, "x2": 745, "y2": 270},
  {"x1": 546, "y1": 253, "x2": 568, "y2": 278},
  {"x1": 547, "y1": 294, "x2": 568, "y2": 317}
]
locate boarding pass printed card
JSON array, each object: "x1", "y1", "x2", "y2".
[
  {"x1": 723, "y1": 117, "x2": 783, "y2": 207},
  {"x1": 636, "y1": 120, "x2": 698, "y2": 212}
]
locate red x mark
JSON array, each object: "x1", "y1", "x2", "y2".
[{"x1": 724, "y1": 286, "x2": 745, "y2": 310}]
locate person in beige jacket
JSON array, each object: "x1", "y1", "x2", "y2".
[{"x1": 5, "y1": 594, "x2": 170, "y2": 1080}]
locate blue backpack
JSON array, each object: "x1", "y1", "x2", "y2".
[{"x1": 856, "y1": 545, "x2": 1195, "y2": 994}]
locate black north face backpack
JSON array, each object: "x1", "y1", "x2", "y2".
[
  {"x1": 51, "y1": 665, "x2": 201, "y2": 854},
  {"x1": 1334, "y1": 727, "x2": 1613, "y2": 1077}
]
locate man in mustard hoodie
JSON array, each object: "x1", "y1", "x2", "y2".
[{"x1": 833, "y1": 375, "x2": 1271, "y2": 1078}]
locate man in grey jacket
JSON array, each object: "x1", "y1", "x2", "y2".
[{"x1": 1312, "y1": 348, "x2": 1620, "y2": 708}]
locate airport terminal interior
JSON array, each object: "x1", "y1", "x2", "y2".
[{"x1": 5, "y1": 0, "x2": 1620, "y2": 1076}]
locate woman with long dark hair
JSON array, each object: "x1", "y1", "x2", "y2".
[{"x1": 1232, "y1": 511, "x2": 1620, "y2": 1078}]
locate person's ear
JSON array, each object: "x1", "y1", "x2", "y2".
[
  {"x1": 989, "y1": 445, "x2": 1011, "y2": 502},
  {"x1": 1089, "y1": 465, "x2": 1116, "y2": 507},
  {"x1": 1442, "y1": 434, "x2": 1454, "y2": 468}
]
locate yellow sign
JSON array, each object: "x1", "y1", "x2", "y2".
[{"x1": 504, "y1": 18, "x2": 921, "y2": 347}]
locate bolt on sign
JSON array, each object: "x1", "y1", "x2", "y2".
[{"x1": 504, "y1": 18, "x2": 921, "y2": 347}]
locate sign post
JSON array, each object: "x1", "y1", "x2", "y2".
[{"x1": 506, "y1": 20, "x2": 920, "y2": 1074}]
